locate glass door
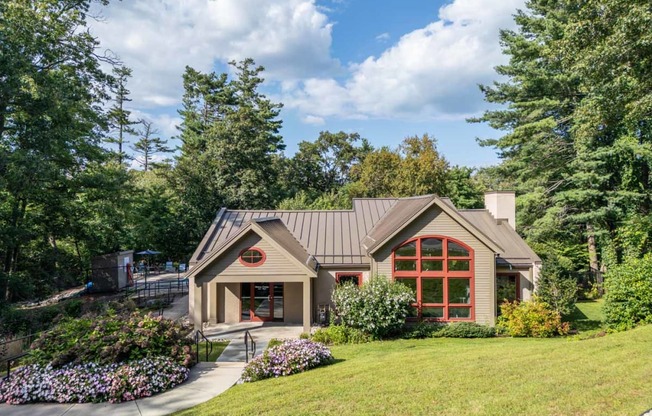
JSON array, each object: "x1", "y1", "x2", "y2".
[{"x1": 241, "y1": 283, "x2": 284, "y2": 322}]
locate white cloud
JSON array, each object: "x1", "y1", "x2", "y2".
[
  {"x1": 375, "y1": 32, "x2": 390, "y2": 42},
  {"x1": 302, "y1": 115, "x2": 326, "y2": 125},
  {"x1": 286, "y1": 0, "x2": 526, "y2": 121},
  {"x1": 90, "y1": 0, "x2": 338, "y2": 109}
]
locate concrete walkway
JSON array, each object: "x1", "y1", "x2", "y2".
[
  {"x1": 0, "y1": 362, "x2": 244, "y2": 416},
  {"x1": 203, "y1": 322, "x2": 304, "y2": 362}
]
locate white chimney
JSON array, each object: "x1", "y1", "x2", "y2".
[{"x1": 484, "y1": 191, "x2": 516, "y2": 229}]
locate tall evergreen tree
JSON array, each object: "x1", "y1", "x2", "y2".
[
  {"x1": 172, "y1": 59, "x2": 284, "y2": 249},
  {"x1": 131, "y1": 119, "x2": 172, "y2": 171},
  {"x1": 106, "y1": 66, "x2": 137, "y2": 165}
]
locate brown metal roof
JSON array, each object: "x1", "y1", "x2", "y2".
[
  {"x1": 191, "y1": 201, "x2": 396, "y2": 265},
  {"x1": 361, "y1": 195, "x2": 436, "y2": 251},
  {"x1": 252, "y1": 218, "x2": 317, "y2": 270},
  {"x1": 459, "y1": 209, "x2": 541, "y2": 263},
  {"x1": 191, "y1": 196, "x2": 539, "y2": 267}
]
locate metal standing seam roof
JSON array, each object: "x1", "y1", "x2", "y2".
[
  {"x1": 459, "y1": 209, "x2": 542, "y2": 264},
  {"x1": 190, "y1": 196, "x2": 540, "y2": 268}
]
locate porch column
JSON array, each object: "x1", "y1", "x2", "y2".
[
  {"x1": 191, "y1": 278, "x2": 203, "y2": 330},
  {"x1": 302, "y1": 278, "x2": 311, "y2": 333},
  {"x1": 208, "y1": 282, "x2": 218, "y2": 324}
]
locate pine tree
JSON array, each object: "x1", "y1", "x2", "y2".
[
  {"x1": 107, "y1": 66, "x2": 137, "y2": 165},
  {"x1": 131, "y1": 120, "x2": 172, "y2": 171}
]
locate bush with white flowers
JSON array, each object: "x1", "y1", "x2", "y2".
[
  {"x1": 332, "y1": 276, "x2": 415, "y2": 339},
  {"x1": 0, "y1": 356, "x2": 189, "y2": 404},
  {"x1": 242, "y1": 339, "x2": 333, "y2": 382}
]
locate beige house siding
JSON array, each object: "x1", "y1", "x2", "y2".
[
  {"x1": 372, "y1": 206, "x2": 497, "y2": 325},
  {"x1": 313, "y1": 268, "x2": 371, "y2": 311},
  {"x1": 223, "y1": 283, "x2": 240, "y2": 323},
  {"x1": 198, "y1": 233, "x2": 306, "y2": 280},
  {"x1": 284, "y1": 282, "x2": 303, "y2": 324}
]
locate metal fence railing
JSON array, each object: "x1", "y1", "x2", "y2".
[{"x1": 1, "y1": 333, "x2": 38, "y2": 379}]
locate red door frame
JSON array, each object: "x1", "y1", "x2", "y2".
[
  {"x1": 240, "y1": 282, "x2": 284, "y2": 322},
  {"x1": 496, "y1": 273, "x2": 520, "y2": 302}
]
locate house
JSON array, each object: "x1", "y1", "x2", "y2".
[{"x1": 187, "y1": 192, "x2": 541, "y2": 333}]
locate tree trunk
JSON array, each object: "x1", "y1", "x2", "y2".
[{"x1": 586, "y1": 224, "x2": 602, "y2": 295}]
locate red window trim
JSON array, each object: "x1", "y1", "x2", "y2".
[
  {"x1": 238, "y1": 247, "x2": 266, "y2": 267},
  {"x1": 335, "y1": 272, "x2": 363, "y2": 287},
  {"x1": 392, "y1": 236, "x2": 475, "y2": 322}
]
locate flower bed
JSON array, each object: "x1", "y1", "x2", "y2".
[
  {"x1": 241, "y1": 339, "x2": 333, "y2": 382},
  {"x1": 0, "y1": 356, "x2": 189, "y2": 404}
]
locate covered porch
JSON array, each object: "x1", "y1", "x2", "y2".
[{"x1": 190, "y1": 274, "x2": 313, "y2": 333}]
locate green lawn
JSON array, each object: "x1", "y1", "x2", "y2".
[
  {"x1": 568, "y1": 299, "x2": 605, "y2": 333},
  {"x1": 176, "y1": 324, "x2": 652, "y2": 416},
  {"x1": 192, "y1": 341, "x2": 229, "y2": 362}
]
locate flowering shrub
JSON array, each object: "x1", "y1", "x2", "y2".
[
  {"x1": 0, "y1": 356, "x2": 188, "y2": 404},
  {"x1": 497, "y1": 300, "x2": 569, "y2": 337},
  {"x1": 26, "y1": 312, "x2": 194, "y2": 368},
  {"x1": 332, "y1": 276, "x2": 415, "y2": 339},
  {"x1": 241, "y1": 339, "x2": 333, "y2": 382}
]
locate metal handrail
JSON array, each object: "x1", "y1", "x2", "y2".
[
  {"x1": 1, "y1": 333, "x2": 38, "y2": 379},
  {"x1": 244, "y1": 330, "x2": 256, "y2": 363},
  {"x1": 194, "y1": 330, "x2": 213, "y2": 362}
]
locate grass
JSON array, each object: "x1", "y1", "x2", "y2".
[
  {"x1": 175, "y1": 324, "x2": 652, "y2": 416},
  {"x1": 191, "y1": 341, "x2": 229, "y2": 362},
  {"x1": 568, "y1": 299, "x2": 605, "y2": 333}
]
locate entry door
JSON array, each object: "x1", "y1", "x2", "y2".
[
  {"x1": 496, "y1": 274, "x2": 520, "y2": 312},
  {"x1": 241, "y1": 283, "x2": 284, "y2": 322}
]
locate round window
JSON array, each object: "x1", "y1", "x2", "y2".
[{"x1": 239, "y1": 248, "x2": 265, "y2": 266}]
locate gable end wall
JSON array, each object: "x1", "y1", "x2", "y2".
[
  {"x1": 372, "y1": 206, "x2": 496, "y2": 325},
  {"x1": 196, "y1": 233, "x2": 306, "y2": 282}
]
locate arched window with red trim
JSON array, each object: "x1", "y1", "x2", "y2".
[{"x1": 392, "y1": 236, "x2": 474, "y2": 321}]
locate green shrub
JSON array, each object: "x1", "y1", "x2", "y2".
[
  {"x1": 497, "y1": 300, "x2": 569, "y2": 337},
  {"x1": 63, "y1": 299, "x2": 83, "y2": 318},
  {"x1": 603, "y1": 255, "x2": 652, "y2": 331},
  {"x1": 332, "y1": 276, "x2": 415, "y2": 339},
  {"x1": 267, "y1": 338, "x2": 283, "y2": 349},
  {"x1": 25, "y1": 312, "x2": 194, "y2": 368},
  {"x1": 311, "y1": 324, "x2": 370, "y2": 345},
  {"x1": 434, "y1": 322, "x2": 495, "y2": 338},
  {"x1": 536, "y1": 261, "x2": 578, "y2": 316},
  {"x1": 401, "y1": 322, "x2": 443, "y2": 339}
]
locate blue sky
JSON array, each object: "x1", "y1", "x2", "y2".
[{"x1": 90, "y1": 0, "x2": 527, "y2": 168}]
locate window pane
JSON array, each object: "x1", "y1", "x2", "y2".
[
  {"x1": 338, "y1": 275, "x2": 360, "y2": 286},
  {"x1": 241, "y1": 249, "x2": 263, "y2": 264},
  {"x1": 395, "y1": 260, "x2": 417, "y2": 271},
  {"x1": 421, "y1": 238, "x2": 443, "y2": 257},
  {"x1": 448, "y1": 260, "x2": 470, "y2": 271},
  {"x1": 448, "y1": 279, "x2": 471, "y2": 304},
  {"x1": 448, "y1": 241, "x2": 469, "y2": 257},
  {"x1": 449, "y1": 307, "x2": 471, "y2": 318},
  {"x1": 395, "y1": 241, "x2": 417, "y2": 257},
  {"x1": 422, "y1": 278, "x2": 443, "y2": 303},
  {"x1": 407, "y1": 306, "x2": 419, "y2": 318},
  {"x1": 497, "y1": 275, "x2": 518, "y2": 303},
  {"x1": 396, "y1": 278, "x2": 417, "y2": 297},
  {"x1": 422, "y1": 307, "x2": 444, "y2": 318},
  {"x1": 422, "y1": 260, "x2": 443, "y2": 271}
]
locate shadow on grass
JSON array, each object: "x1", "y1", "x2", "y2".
[
  {"x1": 329, "y1": 358, "x2": 346, "y2": 366},
  {"x1": 567, "y1": 303, "x2": 603, "y2": 332}
]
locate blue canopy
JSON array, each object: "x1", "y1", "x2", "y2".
[{"x1": 136, "y1": 249, "x2": 161, "y2": 255}]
